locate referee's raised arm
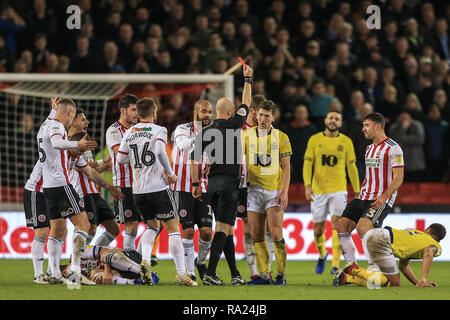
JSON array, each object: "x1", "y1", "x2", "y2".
[{"x1": 228, "y1": 64, "x2": 253, "y2": 129}]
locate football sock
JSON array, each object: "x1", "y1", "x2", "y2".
[
  {"x1": 70, "y1": 230, "x2": 88, "y2": 273},
  {"x1": 113, "y1": 274, "x2": 134, "y2": 285},
  {"x1": 254, "y1": 240, "x2": 270, "y2": 277},
  {"x1": 104, "y1": 251, "x2": 140, "y2": 275},
  {"x1": 331, "y1": 229, "x2": 341, "y2": 268},
  {"x1": 223, "y1": 235, "x2": 240, "y2": 278},
  {"x1": 207, "y1": 231, "x2": 227, "y2": 276},
  {"x1": 152, "y1": 234, "x2": 160, "y2": 256},
  {"x1": 141, "y1": 227, "x2": 158, "y2": 264},
  {"x1": 244, "y1": 232, "x2": 258, "y2": 277},
  {"x1": 86, "y1": 234, "x2": 94, "y2": 245},
  {"x1": 93, "y1": 230, "x2": 116, "y2": 246},
  {"x1": 197, "y1": 238, "x2": 211, "y2": 265},
  {"x1": 353, "y1": 267, "x2": 390, "y2": 287},
  {"x1": 273, "y1": 239, "x2": 287, "y2": 275},
  {"x1": 265, "y1": 232, "x2": 275, "y2": 266},
  {"x1": 338, "y1": 232, "x2": 356, "y2": 263},
  {"x1": 168, "y1": 232, "x2": 186, "y2": 277},
  {"x1": 31, "y1": 236, "x2": 46, "y2": 277},
  {"x1": 123, "y1": 232, "x2": 136, "y2": 250},
  {"x1": 345, "y1": 274, "x2": 368, "y2": 287},
  {"x1": 48, "y1": 237, "x2": 63, "y2": 278},
  {"x1": 314, "y1": 233, "x2": 327, "y2": 257},
  {"x1": 182, "y1": 238, "x2": 195, "y2": 276}
]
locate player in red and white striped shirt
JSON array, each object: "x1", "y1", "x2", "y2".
[
  {"x1": 106, "y1": 94, "x2": 139, "y2": 249},
  {"x1": 69, "y1": 108, "x2": 121, "y2": 248},
  {"x1": 171, "y1": 100, "x2": 213, "y2": 282},
  {"x1": 336, "y1": 112, "x2": 404, "y2": 274}
]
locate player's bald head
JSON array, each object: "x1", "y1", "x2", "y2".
[
  {"x1": 56, "y1": 99, "x2": 76, "y2": 112},
  {"x1": 215, "y1": 97, "x2": 234, "y2": 115},
  {"x1": 194, "y1": 99, "x2": 212, "y2": 112}
]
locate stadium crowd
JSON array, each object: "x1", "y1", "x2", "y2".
[{"x1": 0, "y1": 0, "x2": 449, "y2": 183}]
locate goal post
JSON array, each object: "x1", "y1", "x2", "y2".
[{"x1": 0, "y1": 73, "x2": 234, "y2": 211}]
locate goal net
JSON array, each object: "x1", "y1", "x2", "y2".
[{"x1": 0, "y1": 73, "x2": 234, "y2": 211}]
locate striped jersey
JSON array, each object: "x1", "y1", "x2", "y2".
[
  {"x1": 76, "y1": 151, "x2": 99, "y2": 195},
  {"x1": 24, "y1": 110, "x2": 56, "y2": 192},
  {"x1": 106, "y1": 121, "x2": 133, "y2": 188},
  {"x1": 239, "y1": 122, "x2": 252, "y2": 189},
  {"x1": 172, "y1": 122, "x2": 208, "y2": 193},
  {"x1": 118, "y1": 122, "x2": 170, "y2": 194},
  {"x1": 358, "y1": 138, "x2": 404, "y2": 207},
  {"x1": 68, "y1": 154, "x2": 89, "y2": 198},
  {"x1": 37, "y1": 118, "x2": 72, "y2": 188}
]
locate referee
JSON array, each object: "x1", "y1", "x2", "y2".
[{"x1": 191, "y1": 64, "x2": 253, "y2": 285}]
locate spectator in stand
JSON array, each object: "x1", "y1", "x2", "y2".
[
  {"x1": 279, "y1": 81, "x2": 305, "y2": 123},
  {"x1": 163, "y1": 3, "x2": 190, "y2": 38},
  {"x1": 376, "y1": 85, "x2": 402, "y2": 130},
  {"x1": 15, "y1": 113, "x2": 35, "y2": 186},
  {"x1": 14, "y1": 59, "x2": 28, "y2": 73},
  {"x1": 57, "y1": 55, "x2": 70, "y2": 73},
  {"x1": 403, "y1": 92, "x2": 425, "y2": 121},
  {"x1": 231, "y1": 0, "x2": 259, "y2": 35},
  {"x1": 286, "y1": 104, "x2": 317, "y2": 183},
  {"x1": 405, "y1": 17, "x2": 425, "y2": 56},
  {"x1": 0, "y1": 5, "x2": 26, "y2": 54},
  {"x1": 99, "y1": 41, "x2": 125, "y2": 73},
  {"x1": 422, "y1": 105, "x2": 449, "y2": 182},
  {"x1": 425, "y1": 17, "x2": 450, "y2": 64},
  {"x1": 344, "y1": 90, "x2": 364, "y2": 122},
  {"x1": 362, "y1": 67, "x2": 383, "y2": 108},
  {"x1": 306, "y1": 78, "x2": 334, "y2": 129},
  {"x1": 434, "y1": 59, "x2": 449, "y2": 87},
  {"x1": 102, "y1": 11, "x2": 121, "y2": 41},
  {"x1": 206, "y1": 5, "x2": 221, "y2": 31},
  {"x1": 37, "y1": 52, "x2": 58, "y2": 73},
  {"x1": 418, "y1": 72, "x2": 438, "y2": 113},
  {"x1": 80, "y1": 18, "x2": 101, "y2": 57},
  {"x1": 334, "y1": 41, "x2": 355, "y2": 77},
  {"x1": 152, "y1": 49, "x2": 174, "y2": 73},
  {"x1": 32, "y1": 33, "x2": 49, "y2": 71},
  {"x1": 269, "y1": 0, "x2": 287, "y2": 27},
  {"x1": 204, "y1": 32, "x2": 227, "y2": 71},
  {"x1": 117, "y1": 23, "x2": 134, "y2": 64},
  {"x1": 134, "y1": 6, "x2": 151, "y2": 40},
  {"x1": 391, "y1": 37, "x2": 411, "y2": 78},
  {"x1": 401, "y1": 55, "x2": 421, "y2": 94},
  {"x1": 389, "y1": 111, "x2": 426, "y2": 182},
  {"x1": 191, "y1": 14, "x2": 212, "y2": 52},
  {"x1": 433, "y1": 89, "x2": 450, "y2": 124},
  {"x1": 19, "y1": 49, "x2": 32, "y2": 72},
  {"x1": 256, "y1": 16, "x2": 277, "y2": 57},
  {"x1": 168, "y1": 32, "x2": 189, "y2": 73},
  {"x1": 295, "y1": 19, "x2": 317, "y2": 56},
  {"x1": 344, "y1": 102, "x2": 373, "y2": 183},
  {"x1": 265, "y1": 65, "x2": 284, "y2": 103},
  {"x1": 379, "y1": 20, "x2": 398, "y2": 58},
  {"x1": 304, "y1": 40, "x2": 324, "y2": 76},
  {"x1": 324, "y1": 58, "x2": 351, "y2": 106},
  {"x1": 0, "y1": 34, "x2": 15, "y2": 72},
  {"x1": 380, "y1": 65, "x2": 405, "y2": 105},
  {"x1": 127, "y1": 40, "x2": 150, "y2": 73},
  {"x1": 70, "y1": 34, "x2": 98, "y2": 73}
]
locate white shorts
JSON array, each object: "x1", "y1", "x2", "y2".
[
  {"x1": 310, "y1": 191, "x2": 347, "y2": 223},
  {"x1": 247, "y1": 185, "x2": 281, "y2": 214},
  {"x1": 365, "y1": 228, "x2": 399, "y2": 275}
]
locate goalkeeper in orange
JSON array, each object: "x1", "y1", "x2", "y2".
[
  {"x1": 333, "y1": 223, "x2": 446, "y2": 287},
  {"x1": 303, "y1": 110, "x2": 360, "y2": 275}
]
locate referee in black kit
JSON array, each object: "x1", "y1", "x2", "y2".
[{"x1": 190, "y1": 63, "x2": 253, "y2": 285}]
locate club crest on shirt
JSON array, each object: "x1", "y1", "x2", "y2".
[{"x1": 337, "y1": 145, "x2": 344, "y2": 152}]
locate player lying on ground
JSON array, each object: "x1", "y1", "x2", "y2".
[
  {"x1": 61, "y1": 245, "x2": 159, "y2": 285},
  {"x1": 333, "y1": 223, "x2": 446, "y2": 287}
]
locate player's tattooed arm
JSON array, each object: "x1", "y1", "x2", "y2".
[{"x1": 77, "y1": 166, "x2": 125, "y2": 200}]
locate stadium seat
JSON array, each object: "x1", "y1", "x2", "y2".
[
  {"x1": 417, "y1": 183, "x2": 449, "y2": 196},
  {"x1": 398, "y1": 183, "x2": 419, "y2": 195}
]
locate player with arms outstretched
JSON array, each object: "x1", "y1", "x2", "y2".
[
  {"x1": 117, "y1": 97, "x2": 197, "y2": 286},
  {"x1": 303, "y1": 110, "x2": 360, "y2": 274}
]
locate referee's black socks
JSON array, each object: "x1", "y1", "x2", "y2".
[
  {"x1": 207, "y1": 231, "x2": 227, "y2": 275},
  {"x1": 223, "y1": 235, "x2": 240, "y2": 278}
]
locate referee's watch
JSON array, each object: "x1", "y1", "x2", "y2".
[{"x1": 192, "y1": 182, "x2": 199, "y2": 187}]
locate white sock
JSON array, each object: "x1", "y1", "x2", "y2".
[
  {"x1": 86, "y1": 234, "x2": 94, "y2": 245},
  {"x1": 141, "y1": 228, "x2": 158, "y2": 264},
  {"x1": 31, "y1": 236, "x2": 46, "y2": 277},
  {"x1": 104, "y1": 251, "x2": 140, "y2": 274},
  {"x1": 70, "y1": 230, "x2": 87, "y2": 273},
  {"x1": 123, "y1": 232, "x2": 136, "y2": 249},
  {"x1": 197, "y1": 238, "x2": 211, "y2": 264},
  {"x1": 92, "y1": 230, "x2": 116, "y2": 246},
  {"x1": 169, "y1": 232, "x2": 186, "y2": 277},
  {"x1": 113, "y1": 274, "x2": 134, "y2": 285},
  {"x1": 137, "y1": 238, "x2": 142, "y2": 254},
  {"x1": 265, "y1": 232, "x2": 275, "y2": 266},
  {"x1": 244, "y1": 233, "x2": 258, "y2": 277},
  {"x1": 339, "y1": 233, "x2": 356, "y2": 263},
  {"x1": 182, "y1": 238, "x2": 195, "y2": 276},
  {"x1": 48, "y1": 237, "x2": 63, "y2": 278}
]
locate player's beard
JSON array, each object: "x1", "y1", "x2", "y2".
[
  {"x1": 201, "y1": 117, "x2": 211, "y2": 127},
  {"x1": 326, "y1": 123, "x2": 339, "y2": 132}
]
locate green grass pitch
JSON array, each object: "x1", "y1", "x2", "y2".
[{"x1": 1, "y1": 259, "x2": 450, "y2": 300}]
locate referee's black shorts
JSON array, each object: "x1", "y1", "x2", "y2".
[{"x1": 206, "y1": 175, "x2": 240, "y2": 226}]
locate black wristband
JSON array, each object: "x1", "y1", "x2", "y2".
[
  {"x1": 244, "y1": 77, "x2": 252, "y2": 84},
  {"x1": 192, "y1": 182, "x2": 199, "y2": 187}
]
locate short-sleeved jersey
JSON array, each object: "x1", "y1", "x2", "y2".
[
  {"x1": 106, "y1": 121, "x2": 133, "y2": 188},
  {"x1": 118, "y1": 122, "x2": 169, "y2": 194},
  {"x1": 37, "y1": 118, "x2": 72, "y2": 188},
  {"x1": 244, "y1": 126, "x2": 292, "y2": 191},
  {"x1": 68, "y1": 154, "x2": 88, "y2": 197},
  {"x1": 172, "y1": 122, "x2": 208, "y2": 193},
  {"x1": 359, "y1": 138, "x2": 404, "y2": 207},
  {"x1": 77, "y1": 151, "x2": 99, "y2": 195},
  {"x1": 303, "y1": 132, "x2": 360, "y2": 194},
  {"x1": 25, "y1": 110, "x2": 56, "y2": 192},
  {"x1": 388, "y1": 227, "x2": 442, "y2": 259}
]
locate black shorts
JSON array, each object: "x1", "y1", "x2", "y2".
[
  {"x1": 43, "y1": 184, "x2": 85, "y2": 220},
  {"x1": 134, "y1": 189, "x2": 178, "y2": 222},
  {"x1": 341, "y1": 198, "x2": 392, "y2": 228},
  {"x1": 206, "y1": 176, "x2": 240, "y2": 226},
  {"x1": 114, "y1": 187, "x2": 140, "y2": 223},
  {"x1": 236, "y1": 187, "x2": 248, "y2": 219},
  {"x1": 84, "y1": 193, "x2": 116, "y2": 226},
  {"x1": 23, "y1": 189, "x2": 50, "y2": 229},
  {"x1": 174, "y1": 191, "x2": 213, "y2": 230}
]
